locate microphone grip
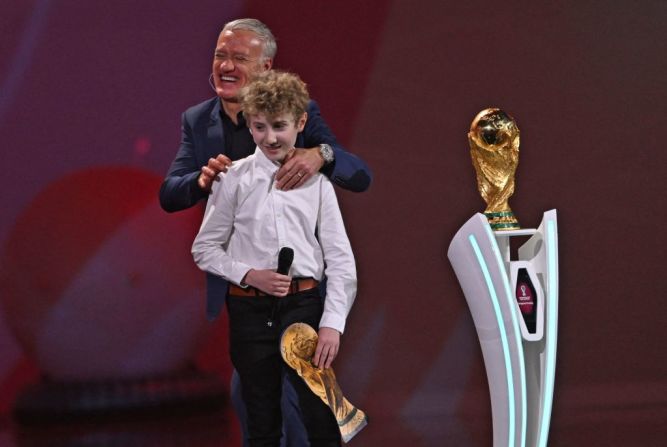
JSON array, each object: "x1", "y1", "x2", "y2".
[
  {"x1": 267, "y1": 247, "x2": 294, "y2": 326},
  {"x1": 277, "y1": 247, "x2": 294, "y2": 275}
]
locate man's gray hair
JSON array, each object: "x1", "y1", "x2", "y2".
[{"x1": 222, "y1": 18, "x2": 277, "y2": 60}]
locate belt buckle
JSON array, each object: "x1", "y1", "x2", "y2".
[{"x1": 289, "y1": 279, "x2": 299, "y2": 295}]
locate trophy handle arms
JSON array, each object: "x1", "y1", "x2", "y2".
[{"x1": 447, "y1": 210, "x2": 558, "y2": 447}]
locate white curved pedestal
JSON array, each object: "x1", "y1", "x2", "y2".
[{"x1": 447, "y1": 210, "x2": 559, "y2": 447}]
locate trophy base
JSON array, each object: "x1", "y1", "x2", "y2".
[
  {"x1": 485, "y1": 211, "x2": 520, "y2": 230},
  {"x1": 339, "y1": 407, "x2": 368, "y2": 443}
]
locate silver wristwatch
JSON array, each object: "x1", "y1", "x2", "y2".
[{"x1": 319, "y1": 143, "x2": 335, "y2": 165}]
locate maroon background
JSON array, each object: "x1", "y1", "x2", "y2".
[{"x1": 1, "y1": 0, "x2": 665, "y2": 445}]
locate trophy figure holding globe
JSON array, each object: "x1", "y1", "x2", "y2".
[
  {"x1": 448, "y1": 109, "x2": 560, "y2": 447},
  {"x1": 468, "y1": 108, "x2": 521, "y2": 230}
]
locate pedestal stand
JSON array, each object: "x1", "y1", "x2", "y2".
[{"x1": 448, "y1": 210, "x2": 559, "y2": 447}]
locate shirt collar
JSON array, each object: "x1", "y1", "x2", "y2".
[{"x1": 219, "y1": 107, "x2": 247, "y2": 130}]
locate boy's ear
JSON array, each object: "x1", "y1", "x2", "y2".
[{"x1": 297, "y1": 112, "x2": 307, "y2": 131}]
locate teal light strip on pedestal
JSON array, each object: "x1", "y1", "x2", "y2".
[
  {"x1": 538, "y1": 220, "x2": 558, "y2": 447},
  {"x1": 485, "y1": 226, "x2": 527, "y2": 447},
  {"x1": 469, "y1": 235, "x2": 515, "y2": 447}
]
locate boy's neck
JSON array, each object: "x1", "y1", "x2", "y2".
[
  {"x1": 263, "y1": 147, "x2": 294, "y2": 167},
  {"x1": 278, "y1": 148, "x2": 296, "y2": 165}
]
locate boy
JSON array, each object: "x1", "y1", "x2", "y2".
[{"x1": 192, "y1": 70, "x2": 356, "y2": 447}]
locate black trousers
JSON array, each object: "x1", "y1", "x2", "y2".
[{"x1": 227, "y1": 288, "x2": 341, "y2": 447}]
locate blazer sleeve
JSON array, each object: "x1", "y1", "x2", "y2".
[
  {"x1": 302, "y1": 101, "x2": 373, "y2": 193},
  {"x1": 158, "y1": 111, "x2": 209, "y2": 213}
]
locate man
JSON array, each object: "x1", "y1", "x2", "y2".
[{"x1": 159, "y1": 18, "x2": 371, "y2": 446}]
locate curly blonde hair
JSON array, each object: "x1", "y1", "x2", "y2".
[{"x1": 240, "y1": 70, "x2": 310, "y2": 122}]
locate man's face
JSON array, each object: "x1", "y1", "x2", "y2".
[
  {"x1": 248, "y1": 112, "x2": 306, "y2": 163},
  {"x1": 212, "y1": 29, "x2": 271, "y2": 101}
]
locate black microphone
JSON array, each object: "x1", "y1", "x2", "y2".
[
  {"x1": 277, "y1": 247, "x2": 294, "y2": 275},
  {"x1": 267, "y1": 247, "x2": 294, "y2": 328}
]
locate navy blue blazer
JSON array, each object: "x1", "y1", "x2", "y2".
[{"x1": 159, "y1": 96, "x2": 372, "y2": 319}]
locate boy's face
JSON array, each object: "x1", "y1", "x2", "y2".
[{"x1": 248, "y1": 112, "x2": 307, "y2": 163}]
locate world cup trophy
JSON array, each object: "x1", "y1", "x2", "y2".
[
  {"x1": 449, "y1": 109, "x2": 559, "y2": 447},
  {"x1": 468, "y1": 108, "x2": 521, "y2": 230},
  {"x1": 280, "y1": 323, "x2": 368, "y2": 443}
]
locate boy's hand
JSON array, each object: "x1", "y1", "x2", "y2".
[
  {"x1": 198, "y1": 154, "x2": 232, "y2": 192},
  {"x1": 313, "y1": 327, "x2": 340, "y2": 369},
  {"x1": 276, "y1": 147, "x2": 324, "y2": 190},
  {"x1": 242, "y1": 269, "x2": 291, "y2": 296}
]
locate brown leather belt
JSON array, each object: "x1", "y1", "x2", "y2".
[{"x1": 228, "y1": 278, "x2": 319, "y2": 297}]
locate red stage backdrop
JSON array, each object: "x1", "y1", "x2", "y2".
[{"x1": 0, "y1": 0, "x2": 665, "y2": 445}]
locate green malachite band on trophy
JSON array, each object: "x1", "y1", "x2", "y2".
[
  {"x1": 338, "y1": 407, "x2": 358, "y2": 426},
  {"x1": 490, "y1": 222, "x2": 520, "y2": 229},
  {"x1": 485, "y1": 211, "x2": 515, "y2": 218}
]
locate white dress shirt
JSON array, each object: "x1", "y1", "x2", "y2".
[{"x1": 192, "y1": 147, "x2": 357, "y2": 333}]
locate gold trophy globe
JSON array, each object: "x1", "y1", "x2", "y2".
[
  {"x1": 468, "y1": 108, "x2": 521, "y2": 230},
  {"x1": 280, "y1": 323, "x2": 368, "y2": 443}
]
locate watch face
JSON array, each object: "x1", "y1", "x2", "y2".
[{"x1": 320, "y1": 144, "x2": 334, "y2": 163}]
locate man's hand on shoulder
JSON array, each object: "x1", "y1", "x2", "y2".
[
  {"x1": 276, "y1": 147, "x2": 325, "y2": 191},
  {"x1": 198, "y1": 154, "x2": 232, "y2": 192}
]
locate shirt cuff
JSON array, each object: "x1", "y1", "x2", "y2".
[
  {"x1": 227, "y1": 262, "x2": 252, "y2": 287},
  {"x1": 319, "y1": 312, "x2": 346, "y2": 334}
]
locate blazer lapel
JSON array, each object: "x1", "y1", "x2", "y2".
[{"x1": 206, "y1": 99, "x2": 225, "y2": 158}]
